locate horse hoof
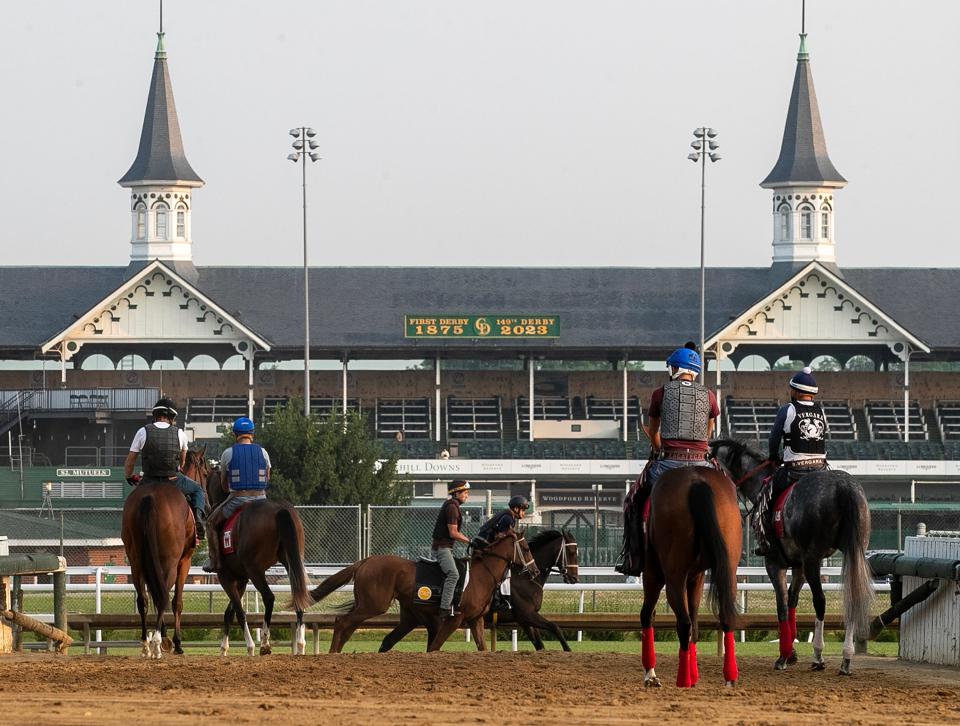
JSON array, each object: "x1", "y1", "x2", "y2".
[
  {"x1": 774, "y1": 659, "x2": 787, "y2": 671},
  {"x1": 247, "y1": 647, "x2": 255, "y2": 657},
  {"x1": 160, "y1": 637, "x2": 173, "y2": 653},
  {"x1": 810, "y1": 661, "x2": 825, "y2": 671},
  {"x1": 219, "y1": 649, "x2": 229, "y2": 657},
  {"x1": 786, "y1": 651, "x2": 798, "y2": 665},
  {"x1": 643, "y1": 677, "x2": 662, "y2": 688},
  {"x1": 174, "y1": 646, "x2": 184, "y2": 656},
  {"x1": 724, "y1": 680, "x2": 737, "y2": 688},
  {"x1": 259, "y1": 645, "x2": 272, "y2": 656}
]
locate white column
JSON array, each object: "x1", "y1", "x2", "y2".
[
  {"x1": 435, "y1": 356, "x2": 441, "y2": 443},
  {"x1": 528, "y1": 357, "x2": 535, "y2": 442},
  {"x1": 60, "y1": 344, "x2": 66, "y2": 386},
  {"x1": 247, "y1": 352, "x2": 254, "y2": 419},
  {"x1": 715, "y1": 342, "x2": 723, "y2": 438},
  {"x1": 342, "y1": 358, "x2": 349, "y2": 417},
  {"x1": 622, "y1": 360, "x2": 629, "y2": 443},
  {"x1": 903, "y1": 350, "x2": 910, "y2": 443}
]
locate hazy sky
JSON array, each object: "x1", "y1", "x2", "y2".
[{"x1": 2, "y1": 1, "x2": 958, "y2": 269}]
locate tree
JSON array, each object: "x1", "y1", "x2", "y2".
[{"x1": 224, "y1": 402, "x2": 407, "y2": 506}]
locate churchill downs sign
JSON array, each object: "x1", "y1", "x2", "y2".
[{"x1": 404, "y1": 315, "x2": 560, "y2": 339}]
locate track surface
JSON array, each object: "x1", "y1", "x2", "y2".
[{"x1": 2, "y1": 653, "x2": 958, "y2": 725}]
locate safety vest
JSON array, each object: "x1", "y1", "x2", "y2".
[
  {"x1": 658, "y1": 380, "x2": 711, "y2": 442},
  {"x1": 227, "y1": 443, "x2": 269, "y2": 491},
  {"x1": 784, "y1": 402, "x2": 827, "y2": 458},
  {"x1": 141, "y1": 424, "x2": 180, "y2": 478}
]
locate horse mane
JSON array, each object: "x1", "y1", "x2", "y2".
[
  {"x1": 527, "y1": 529, "x2": 564, "y2": 550},
  {"x1": 711, "y1": 437, "x2": 764, "y2": 462}
]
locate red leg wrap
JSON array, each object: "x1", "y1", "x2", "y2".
[
  {"x1": 788, "y1": 607, "x2": 797, "y2": 645},
  {"x1": 641, "y1": 627, "x2": 656, "y2": 671},
  {"x1": 723, "y1": 632, "x2": 738, "y2": 683},
  {"x1": 688, "y1": 642, "x2": 699, "y2": 685},
  {"x1": 676, "y1": 646, "x2": 692, "y2": 688},
  {"x1": 778, "y1": 620, "x2": 793, "y2": 660}
]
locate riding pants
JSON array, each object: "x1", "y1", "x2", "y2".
[
  {"x1": 141, "y1": 473, "x2": 206, "y2": 512},
  {"x1": 645, "y1": 458, "x2": 712, "y2": 490},
  {"x1": 209, "y1": 491, "x2": 266, "y2": 528},
  {"x1": 435, "y1": 546, "x2": 459, "y2": 611}
]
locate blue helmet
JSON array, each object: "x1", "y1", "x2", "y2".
[
  {"x1": 232, "y1": 417, "x2": 256, "y2": 434},
  {"x1": 666, "y1": 347, "x2": 702, "y2": 375}
]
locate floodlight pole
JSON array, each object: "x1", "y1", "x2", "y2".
[{"x1": 688, "y1": 128, "x2": 720, "y2": 381}]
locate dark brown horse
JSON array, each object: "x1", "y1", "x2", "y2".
[
  {"x1": 310, "y1": 530, "x2": 539, "y2": 652},
  {"x1": 469, "y1": 529, "x2": 580, "y2": 651},
  {"x1": 183, "y1": 446, "x2": 219, "y2": 505},
  {"x1": 639, "y1": 466, "x2": 741, "y2": 688},
  {"x1": 195, "y1": 448, "x2": 311, "y2": 656},
  {"x1": 712, "y1": 439, "x2": 873, "y2": 675},
  {"x1": 121, "y1": 482, "x2": 196, "y2": 659}
]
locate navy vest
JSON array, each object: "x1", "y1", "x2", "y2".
[
  {"x1": 228, "y1": 443, "x2": 269, "y2": 491},
  {"x1": 785, "y1": 402, "x2": 827, "y2": 457},
  {"x1": 141, "y1": 424, "x2": 180, "y2": 478}
]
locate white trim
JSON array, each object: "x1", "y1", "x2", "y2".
[
  {"x1": 40, "y1": 259, "x2": 271, "y2": 354},
  {"x1": 705, "y1": 261, "x2": 930, "y2": 353}
]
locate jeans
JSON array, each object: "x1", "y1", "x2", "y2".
[
  {"x1": 221, "y1": 493, "x2": 266, "y2": 520},
  {"x1": 435, "y1": 546, "x2": 459, "y2": 610},
  {"x1": 174, "y1": 472, "x2": 207, "y2": 512},
  {"x1": 646, "y1": 458, "x2": 712, "y2": 489}
]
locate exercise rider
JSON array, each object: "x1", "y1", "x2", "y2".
[{"x1": 432, "y1": 480, "x2": 471, "y2": 618}]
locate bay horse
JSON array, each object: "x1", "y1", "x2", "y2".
[
  {"x1": 712, "y1": 439, "x2": 873, "y2": 675},
  {"x1": 192, "y1": 448, "x2": 311, "y2": 656},
  {"x1": 640, "y1": 466, "x2": 741, "y2": 688},
  {"x1": 309, "y1": 530, "x2": 539, "y2": 652},
  {"x1": 121, "y1": 482, "x2": 196, "y2": 659},
  {"x1": 469, "y1": 529, "x2": 580, "y2": 651}
]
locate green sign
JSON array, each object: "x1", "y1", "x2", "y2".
[{"x1": 405, "y1": 315, "x2": 560, "y2": 339}]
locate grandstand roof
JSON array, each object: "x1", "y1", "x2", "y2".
[{"x1": 1, "y1": 263, "x2": 957, "y2": 361}]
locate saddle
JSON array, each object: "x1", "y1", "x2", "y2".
[
  {"x1": 414, "y1": 557, "x2": 469, "y2": 607},
  {"x1": 221, "y1": 505, "x2": 250, "y2": 555}
]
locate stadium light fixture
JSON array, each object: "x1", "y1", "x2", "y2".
[
  {"x1": 688, "y1": 127, "x2": 721, "y2": 384},
  {"x1": 288, "y1": 126, "x2": 321, "y2": 417}
]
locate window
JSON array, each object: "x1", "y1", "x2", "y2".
[
  {"x1": 800, "y1": 207, "x2": 813, "y2": 240},
  {"x1": 156, "y1": 207, "x2": 168, "y2": 239},
  {"x1": 779, "y1": 208, "x2": 791, "y2": 239},
  {"x1": 821, "y1": 211, "x2": 830, "y2": 239},
  {"x1": 176, "y1": 210, "x2": 185, "y2": 238},
  {"x1": 135, "y1": 207, "x2": 146, "y2": 239}
]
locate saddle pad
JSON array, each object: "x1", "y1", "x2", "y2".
[
  {"x1": 641, "y1": 495, "x2": 652, "y2": 538},
  {"x1": 773, "y1": 482, "x2": 797, "y2": 539},
  {"x1": 500, "y1": 569, "x2": 511, "y2": 597},
  {"x1": 221, "y1": 507, "x2": 247, "y2": 555},
  {"x1": 414, "y1": 557, "x2": 468, "y2": 607}
]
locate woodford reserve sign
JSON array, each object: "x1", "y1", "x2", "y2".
[{"x1": 405, "y1": 315, "x2": 559, "y2": 339}]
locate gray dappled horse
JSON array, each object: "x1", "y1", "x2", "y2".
[{"x1": 711, "y1": 439, "x2": 873, "y2": 675}]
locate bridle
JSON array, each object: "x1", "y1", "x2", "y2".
[
  {"x1": 718, "y1": 445, "x2": 773, "y2": 519},
  {"x1": 478, "y1": 532, "x2": 539, "y2": 580},
  {"x1": 554, "y1": 536, "x2": 579, "y2": 584}
]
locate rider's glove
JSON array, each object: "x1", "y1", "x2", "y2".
[{"x1": 126, "y1": 474, "x2": 141, "y2": 487}]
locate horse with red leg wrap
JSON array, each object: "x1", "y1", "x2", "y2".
[{"x1": 639, "y1": 466, "x2": 741, "y2": 688}]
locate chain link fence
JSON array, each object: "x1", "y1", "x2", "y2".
[{"x1": 1, "y1": 502, "x2": 958, "y2": 572}]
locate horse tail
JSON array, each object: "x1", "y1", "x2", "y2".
[
  {"x1": 138, "y1": 495, "x2": 169, "y2": 614},
  {"x1": 836, "y1": 479, "x2": 874, "y2": 639},
  {"x1": 687, "y1": 480, "x2": 738, "y2": 629},
  {"x1": 309, "y1": 562, "x2": 360, "y2": 605},
  {"x1": 277, "y1": 507, "x2": 311, "y2": 612}
]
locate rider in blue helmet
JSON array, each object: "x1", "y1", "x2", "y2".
[
  {"x1": 753, "y1": 367, "x2": 829, "y2": 557},
  {"x1": 202, "y1": 416, "x2": 272, "y2": 573},
  {"x1": 616, "y1": 343, "x2": 719, "y2": 576},
  {"x1": 471, "y1": 495, "x2": 529, "y2": 550}
]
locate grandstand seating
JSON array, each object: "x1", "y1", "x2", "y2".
[
  {"x1": 376, "y1": 398, "x2": 431, "y2": 439},
  {"x1": 865, "y1": 401, "x2": 928, "y2": 441},
  {"x1": 262, "y1": 396, "x2": 362, "y2": 421},
  {"x1": 723, "y1": 399, "x2": 780, "y2": 441},
  {"x1": 446, "y1": 397, "x2": 502, "y2": 439},
  {"x1": 936, "y1": 401, "x2": 960, "y2": 441},
  {"x1": 821, "y1": 400, "x2": 857, "y2": 440},
  {"x1": 186, "y1": 397, "x2": 248, "y2": 423},
  {"x1": 516, "y1": 396, "x2": 571, "y2": 439},
  {"x1": 585, "y1": 396, "x2": 642, "y2": 438}
]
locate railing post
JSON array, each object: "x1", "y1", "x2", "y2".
[
  {"x1": 53, "y1": 570, "x2": 67, "y2": 649},
  {"x1": 95, "y1": 566, "x2": 102, "y2": 654}
]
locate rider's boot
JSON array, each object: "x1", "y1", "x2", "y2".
[
  {"x1": 194, "y1": 509, "x2": 206, "y2": 541},
  {"x1": 201, "y1": 523, "x2": 220, "y2": 573}
]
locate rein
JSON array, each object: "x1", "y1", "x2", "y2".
[{"x1": 734, "y1": 458, "x2": 774, "y2": 487}]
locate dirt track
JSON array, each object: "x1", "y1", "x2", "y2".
[{"x1": 2, "y1": 653, "x2": 958, "y2": 725}]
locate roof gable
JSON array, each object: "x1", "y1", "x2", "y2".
[
  {"x1": 40, "y1": 261, "x2": 270, "y2": 359},
  {"x1": 706, "y1": 262, "x2": 929, "y2": 356}
]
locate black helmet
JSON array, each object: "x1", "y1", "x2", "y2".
[
  {"x1": 152, "y1": 397, "x2": 179, "y2": 418},
  {"x1": 508, "y1": 495, "x2": 529, "y2": 511}
]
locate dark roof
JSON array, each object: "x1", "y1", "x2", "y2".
[
  {"x1": 5, "y1": 264, "x2": 960, "y2": 357},
  {"x1": 760, "y1": 35, "x2": 845, "y2": 188},
  {"x1": 117, "y1": 34, "x2": 202, "y2": 186}
]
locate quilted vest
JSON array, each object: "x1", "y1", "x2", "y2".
[
  {"x1": 141, "y1": 424, "x2": 181, "y2": 478},
  {"x1": 658, "y1": 380, "x2": 711, "y2": 442},
  {"x1": 227, "y1": 443, "x2": 269, "y2": 491}
]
